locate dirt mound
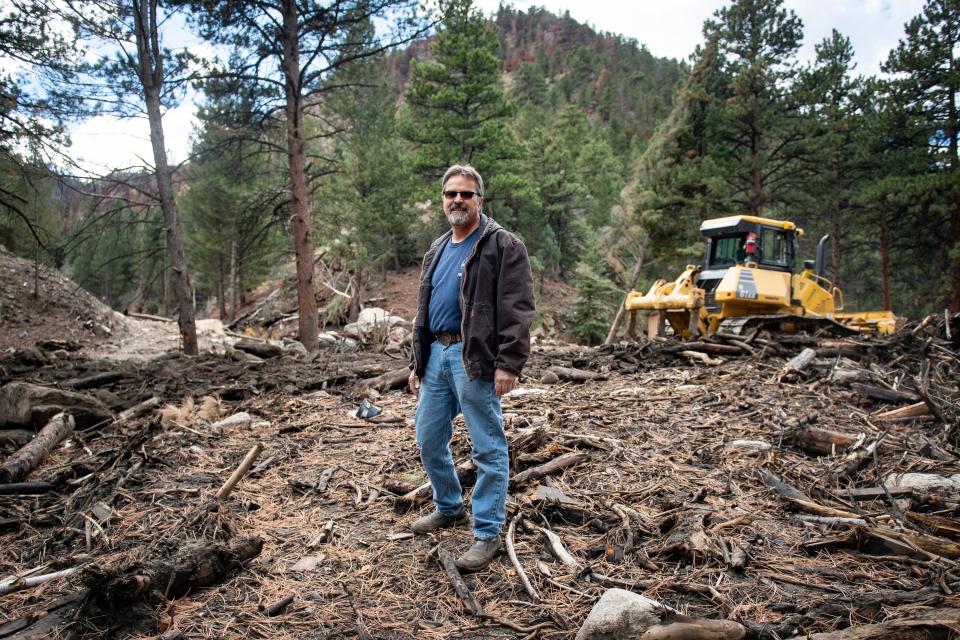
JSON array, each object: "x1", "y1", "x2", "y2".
[{"x1": 0, "y1": 246, "x2": 135, "y2": 351}]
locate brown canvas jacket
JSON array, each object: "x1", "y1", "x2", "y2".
[{"x1": 411, "y1": 214, "x2": 536, "y2": 380}]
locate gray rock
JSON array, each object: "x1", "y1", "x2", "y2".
[{"x1": 574, "y1": 589, "x2": 669, "y2": 640}]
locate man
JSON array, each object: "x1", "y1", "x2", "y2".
[{"x1": 408, "y1": 164, "x2": 535, "y2": 571}]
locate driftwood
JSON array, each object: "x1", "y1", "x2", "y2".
[
  {"x1": 356, "y1": 367, "x2": 410, "y2": 393},
  {"x1": 678, "y1": 341, "x2": 747, "y2": 356},
  {"x1": 234, "y1": 338, "x2": 283, "y2": 359},
  {"x1": 547, "y1": 366, "x2": 607, "y2": 382},
  {"x1": 0, "y1": 412, "x2": 74, "y2": 483},
  {"x1": 510, "y1": 452, "x2": 589, "y2": 490},
  {"x1": 540, "y1": 527, "x2": 580, "y2": 570},
  {"x1": 216, "y1": 444, "x2": 263, "y2": 500},
  {"x1": 849, "y1": 383, "x2": 920, "y2": 404},
  {"x1": 802, "y1": 608, "x2": 960, "y2": 639},
  {"x1": 785, "y1": 347, "x2": 817, "y2": 373},
  {"x1": 0, "y1": 565, "x2": 84, "y2": 596},
  {"x1": 505, "y1": 516, "x2": 540, "y2": 603},
  {"x1": 437, "y1": 551, "x2": 484, "y2": 616},
  {"x1": 116, "y1": 396, "x2": 160, "y2": 422},
  {"x1": 0, "y1": 481, "x2": 56, "y2": 495},
  {"x1": 761, "y1": 472, "x2": 861, "y2": 519},
  {"x1": 0, "y1": 381, "x2": 112, "y2": 429},
  {"x1": 876, "y1": 402, "x2": 931, "y2": 422},
  {"x1": 62, "y1": 371, "x2": 127, "y2": 390},
  {"x1": 786, "y1": 424, "x2": 858, "y2": 456}
]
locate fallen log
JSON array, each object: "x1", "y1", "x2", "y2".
[
  {"x1": 116, "y1": 396, "x2": 160, "y2": 422},
  {"x1": 81, "y1": 536, "x2": 264, "y2": 626},
  {"x1": 0, "y1": 412, "x2": 74, "y2": 483},
  {"x1": 548, "y1": 366, "x2": 607, "y2": 382},
  {"x1": 841, "y1": 486, "x2": 914, "y2": 501},
  {"x1": 510, "y1": 452, "x2": 589, "y2": 490},
  {"x1": 785, "y1": 424, "x2": 858, "y2": 456},
  {"x1": 0, "y1": 381, "x2": 112, "y2": 429},
  {"x1": 63, "y1": 371, "x2": 127, "y2": 390},
  {"x1": 785, "y1": 347, "x2": 817, "y2": 373},
  {"x1": 355, "y1": 367, "x2": 410, "y2": 393},
  {"x1": 801, "y1": 607, "x2": 960, "y2": 639},
  {"x1": 10, "y1": 537, "x2": 264, "y2": 639},
  {"x1": 233, "y1": 338, "x2": 283, "y2": 359}
]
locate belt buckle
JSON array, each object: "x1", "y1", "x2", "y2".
[{"x1": 438, "y1": 333, "x2": 457, "y2": 346}]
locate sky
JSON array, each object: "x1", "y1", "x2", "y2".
[{"x1": 67, "y1": 0, "x2": 926, "y2": 173}]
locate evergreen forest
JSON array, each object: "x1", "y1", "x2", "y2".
[{"x1": 2, "y1": 0, "x2": 958, "y2": 350}]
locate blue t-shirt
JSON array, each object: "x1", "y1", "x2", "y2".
[{"x1": 429, "y1": 227, "x2": 481, "y2": 334}]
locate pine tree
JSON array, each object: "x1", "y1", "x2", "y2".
[
  {"x1": 797, "y1": 30, "x2": 867, "y2": 290},
  {"x1": 704, "y1": 0, "x2": 806, "y2": 215},
  {"x1": 882, "y1": 0, "x2": 960, "y2": 311},
  {"x1": 182, "y1": 0, "x2": 429, "y2": 350},
  {"x1": 401, "y1": 0, "x2": 534, "y2": 228},
  {"x1": 569, "y1": 237, "x2": 621, "y2": 345}
]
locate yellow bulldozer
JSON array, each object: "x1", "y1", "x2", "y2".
[{"x1": 624, "y1": 215, "x2": 898, "y2": 339}]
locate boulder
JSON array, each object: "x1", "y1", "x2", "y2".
[{"x1": 575, "y1": 589, "x2": 745, "y2": 640}]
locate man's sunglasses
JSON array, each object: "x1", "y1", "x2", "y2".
[{"x1": 443, "y1": 190, "x2": 478, "y2": 200}]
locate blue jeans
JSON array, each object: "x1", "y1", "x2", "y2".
[{"x1": 415, "y1": 340, "x2": 508, "y2": 540}]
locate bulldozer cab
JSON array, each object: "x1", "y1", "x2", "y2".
[
  {"x1": 700, "y1": 216, "x2": 798, "y2": 272},
  {"x1": 696, "y1": 216, "x2": 799, "y2": 311}
]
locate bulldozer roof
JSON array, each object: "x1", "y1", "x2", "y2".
[{"x1": 700, "y1": 215, "x2": 799, "y2": 235}]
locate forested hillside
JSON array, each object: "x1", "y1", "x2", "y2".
[{"x1": 1, "y1": 0, "x2": 958, "y2": 348}]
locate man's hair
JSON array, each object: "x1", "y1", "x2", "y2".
[{"x1": 441, "y1": 164, "x2": 484, "y2": 197}]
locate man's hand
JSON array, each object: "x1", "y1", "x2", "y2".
[
  {"x1": 494, "y1": 368, "x2": 518, "y2": 397},
  {"x1": 408, "y1": 370, "x2": 420, "y2": 395}
]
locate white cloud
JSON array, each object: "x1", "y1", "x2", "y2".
[{"x1": 68, "y1": 103, "x2": 197, "y2": 175}]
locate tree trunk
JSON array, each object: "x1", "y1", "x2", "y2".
[
  {"x1": 879, "y1": 212, "x2": 891, "y2": 312},
  {"x1": 948, "y1": 35, "x2": 959, "y2": 312},
  {"x1": 135, "y1": 0, "x2": 198, "y2": 355},
  {"x1": 282, "y1": 0, "x2": 319, "y2": 352},
  {"x1": 831, "y1": 162, "x2": 842, "y2": 290},
  {"x1": 750, "y1": 119, "x2": 763, "y2": 215},
  {"x1": 229, "y1": 236, "x2": 238, "y2": 321},
  {"x1": 217, "y1": 255, "x2": 226, "y2": 320}
]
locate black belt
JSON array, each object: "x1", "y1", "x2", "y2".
[{"x1": 435, "y1": 332, "x2": 461, "y2": 346}]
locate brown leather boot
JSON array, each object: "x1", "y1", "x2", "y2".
[
  {"x1": 410, "y1": 509, "x2": 469, "y2": 534},
  {"x1": 454, "y1": 536, "x2": 503, "y2": 571}
]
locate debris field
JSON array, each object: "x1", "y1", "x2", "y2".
[{"x1": 0, "y1": 309, "x2": 959, "y2": 639}]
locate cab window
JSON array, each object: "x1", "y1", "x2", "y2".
[
  {"x1": 709, "y1": 235, "x2": 746, "y2": 267},
  {"x1": 761, "y1": 228, "x2": 788, "y2": 266}
]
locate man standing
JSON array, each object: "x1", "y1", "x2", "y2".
[{"x1": 408, "y1": 164, "x2": 535, "y2": 571}]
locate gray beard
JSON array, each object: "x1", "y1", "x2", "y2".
[{"x1": 446, "y1": 209, "x2": 471, "y2": 227}]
